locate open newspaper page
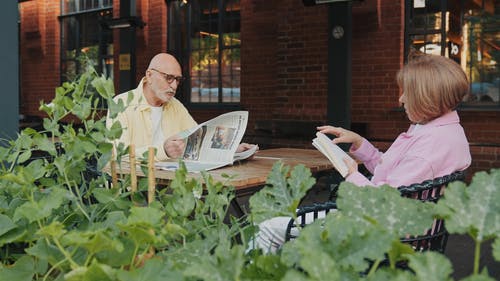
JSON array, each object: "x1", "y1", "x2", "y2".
[{"x1": 156, "y1": 111, "x2": 249, "y2": 172}]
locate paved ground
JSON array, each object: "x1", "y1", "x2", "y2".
[{"x1": 446, "y1": 234, "x2": 499, "y2": 279}]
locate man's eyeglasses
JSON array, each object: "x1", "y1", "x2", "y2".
[{"x1": 150, "y1": 68, "x2": 185, "y2": 84}]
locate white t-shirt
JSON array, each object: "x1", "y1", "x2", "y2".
[{"x1": 151, "y1": 106, "x2": 165, "y2": 147}]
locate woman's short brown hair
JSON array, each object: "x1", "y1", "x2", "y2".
[{"x1": 396, "y1": 51, "x2": 469, "y2": 123}]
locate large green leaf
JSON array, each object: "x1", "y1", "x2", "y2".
[
  {"x1": 281, "y1": 213, "x2": 394, "y2": 273},
  {"x1": 118, "y1": 224, "x2": 157, "y2": 245},
  {"x1": 249, "y1": 162, "x2": 315, "y2": 223},
  {"x1": 25, "y1": 238, "x2": 65, "y2": 267},
  {"x1": 72, "y1": 98, "x2": 92, "y2": 120},
  {"x1": 0, "y1": 214, "x2": 17, "y2": 236},
  {"x1": 13, "y1": 187, "x2": 67, "y2": 223},
  {"x1": 0, "y1": 227, "x2": 28, "y2": 247},
  {"x1": 435, "y1": 169, "x2": 500, "y2": 241},
  {"x1": 106, "y1": 97, "x2": 127, "y2": 120},
  {"x1": 0, "y1": 256, "x2": 35, "y2": 281},
  {"x1": 23, "y1": 159, "x2": 48, "y2": 183},
  {"x1": 241, "y1": 254, "x2": 288, "y2": 281},
  {"x1": 33, "y1": 135, "x2": 57, "y2": 155},
  {"x1": 95, "y1": 237, "x2": 136, "y2": 267},
  {"x1": 493, "y1": 238, "x2": 500, "y2": 262},
  {"x1": 107, "y1": 120, "x2": 123, "y2": 140},
  {"x1": 64, "y1": 261, "x2": 115, "y2": 281},
  {"x1": 183, "y1": 239, "x2": 245, "y2": 281},
  {"x1": 337, "y1": 183, "x2": 435, "y2": 236},
  {"x1": 368, "y1": 268, "x2": 415, "y2": 281},
  {"x1": 127, "y1": 206, "x2": 164, "y2": 226},
  {"x1": 163, "y1": 162, "x2": 198, "y2": 218},
  {"x1": 37, "y1": 221, "x2": 66, "y2": 239},
  {"x1": 0, "y1": 195, "x2": 10, "y2": 212},
  {"x1": 0, "y1": 172, "x2": 28, "y2": 185},
  {"x1": 406, "y1": 252, "x2": 453, "y2": 281},
  {"x1": 458, "y1": 273, "x2": 497, "y2": 281},
  {"x1": 61, "y1": 230, "x2": 124, "y2": 256},
  {"x1": 194, "y1": 172, "x2": 232, "y2": 224},
  {"x1": 92, "y1": 188, "x2": 132, "y2": 210},
  {"x1": 161, "y1": 227, "x2": 220, "y2": 269},
  {"x1": 96, "y1": 143, "x2": 113, "y2": 170},
  {"x1": 91, "y1": 75, "x2": 115, "y2": 100},
  {"x1": 116, "y1": 259, "x2": 183, "y2": 281}
]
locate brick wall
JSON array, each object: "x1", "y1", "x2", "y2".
[
  {"x1": 19, "y1": 0, "x2": 60, "y2": 117},
  {"x1": 18, "y1": 0, "x2": 500, "y2": 175}
]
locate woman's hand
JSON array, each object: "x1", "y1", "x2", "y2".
[
  {"x1": 317, "y1": 125, "x2": 363, "y2": 151},
  {"x1": 343, "y1": 156, "x2": 358, "y2": 176}
]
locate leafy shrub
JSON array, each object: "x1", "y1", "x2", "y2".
[{"x1": 0, "y1": 66, "x2": 498, "y2": 280}]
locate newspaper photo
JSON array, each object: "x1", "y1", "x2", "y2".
[{"x1": 156, "y1": 111, "x2": 250, "y2": 172}]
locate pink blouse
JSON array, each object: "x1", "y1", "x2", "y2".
[{"x1": 346, "y1": 111, "x2": 471, "y2": 187}]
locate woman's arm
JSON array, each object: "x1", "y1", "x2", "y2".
[{"x1": 346, "y1": 154, "x2": 434, "y2": 188}]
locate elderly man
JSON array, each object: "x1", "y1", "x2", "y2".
[{"x1": 107, "y1": 53, "x2": 254, "y2": 160}]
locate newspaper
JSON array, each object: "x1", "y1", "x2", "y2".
[{"x1": 155, "y1": 111, "x2": 251, "y2": 172}]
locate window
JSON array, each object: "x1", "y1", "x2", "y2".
[
  {"x1": 167, "y1": 0, "x2": 241, "y2": 105},
  {"x1": 60, "y1": 0, "x2": 113, "y2": 83},
  {"x1": 405, "y1": 0, "x2": 499, "y2": 108}
]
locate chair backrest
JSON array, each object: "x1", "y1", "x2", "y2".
[
  {"x1": 285, "y1": 170, "x2": 466, "y2": 252},
  {"x1": 397, "y1": 170, "x2": 465, "y2": 202},
  {"x1": 396, "y1": 170, "x2": 465, "y2": 252}
]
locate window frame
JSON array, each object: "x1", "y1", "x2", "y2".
[
  {"x1": 59, "y1": 0, "x2": 113, "y2": 85},
  {"x1": 167, "y1": 0, "x2": 242, "y2": 109}
]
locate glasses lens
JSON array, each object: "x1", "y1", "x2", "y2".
[
  {"x1": 166, "y1": 74, "x2": 184, "y2": 84},
  {"x1": 152, "y1": 69, "x2": 183, "y2": 84},
  {"x1": 176, "y1": 76, "x2": 185, "y2": 84}
]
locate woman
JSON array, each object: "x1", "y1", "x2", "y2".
[
  {"x1": 320, "y1": 51, "x2": 471, "y2": 187},
  {"x1": 252, "y1": 51, "x2": 471, "y2": 254}
]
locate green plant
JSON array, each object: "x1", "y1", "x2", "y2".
[{"x1": 0, "y1": 65, "x2": 498, "y2": 280}]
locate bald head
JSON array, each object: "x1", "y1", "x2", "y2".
[
  {"x1": 143, "y1": 53, "x2": 183, "y2": 106},
  {"x1": 147, "y1": 53, "x2": 182, "y2": 75}
]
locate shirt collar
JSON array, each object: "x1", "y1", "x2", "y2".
[
  {"x1": 129, "y1": 78, "x2": 154, "y2": 112},
  {"x1": 407, "y1": 111, "x2": 460, "y2": 135}
]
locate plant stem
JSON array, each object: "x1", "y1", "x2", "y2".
[
  {"x1": 473, "y1": 238, "x2": 481, "y2": 274},
  {"x1": 130, "y1": 245, "x2": 139, "y2": 270},
  {"x1": 64, "y1": 174, "x2": 91, "y2": 221},
  {"x1": 367, "y1": 259, "x2": 381, "y2": 277},
  {"x1": 53, "y1": 238, "x2": 79, "y2": 269},
  {"x1": 43, "y1": 257, "x2": 68, "y2": 281}
]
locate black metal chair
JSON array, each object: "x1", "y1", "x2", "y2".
[{"x1": 285, "y1": 170, "x2": 466, "y2": 254}]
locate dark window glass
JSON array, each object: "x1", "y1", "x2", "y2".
[
  {"x1": 405, "y1": 0, "x2": 500, "y2": 108},
  {"x1": 463, "y1": 6, "x2": 500, "y2": 105},
  {"x1": 60, "y1": 5, "x2": 113, "y2": 82},
  {"x1": 168, "y1": 0, "x2": 241, "y2": 105},
  {"x1": 60, "y1": 1, "x2": 113, "y2": 108},
  {"x1": 62, "y1": 0, "x2": 112, "y2": 14}
]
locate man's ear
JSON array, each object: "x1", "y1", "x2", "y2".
[{"x1": 144, "y1": 70, "x2": 151, "y2": 83}]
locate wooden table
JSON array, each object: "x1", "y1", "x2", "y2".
[
  {"x1": 110, "y1": 148, "x2": 334, "y2": 216},
  {"x1": 112, "y1": 148, "x2": 333, "y2": 192}
]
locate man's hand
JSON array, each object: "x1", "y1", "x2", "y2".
[
  {"x1": 236, "y1": 142, "x2": 257, "y2": 153},
  {"x1": 163, "y1": 136, "x2": 186, "y2": 158},
  {"x1": 235, "y1": 143, "x2": 259, "y2": 160}
]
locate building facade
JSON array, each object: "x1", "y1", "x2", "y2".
[{"x1": 18, "y1": 0, "x2": 500, "y2": 179}]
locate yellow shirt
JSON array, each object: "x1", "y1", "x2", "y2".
[{"x1": 106, "y1": 78, "x2": 197, "y2": 160}]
